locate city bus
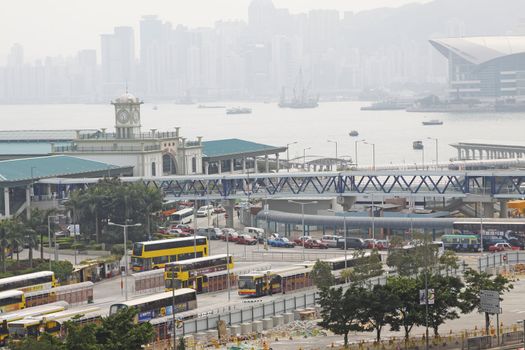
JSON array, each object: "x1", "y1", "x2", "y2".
[
  {"x1": 164, "y1": 254, "x2": 234, "y2": 293},
  {"x1": 238, "y1": 266, "x2": 313, "y2": 297},
  {"x1": 0, "y1": 290, "x2": 25, "y2": 313},
  {"x1": 453, "y1": 220, "x2": 525, "y2": 235},
  {"x1": 0, "y1": 301, "x2": 69, "y2": 346},
  {"x1": 441, "y1": 234, "x2": 480, "y2": 252},
  {"x1": 0, "y1": 271, "x2": 56, "y2": 293},
  {"x1": 109, "y1": 289, "x2": 197, "y2": 323},
  {"x1": 321, "y1": 253, "x2": 378, "y2": 271},
  {"x1": 131, "y1": 236, "x2": 209, "y2": 272},
  {"x1": 168, "y1": 208, "x2": 194, "y2": 225}
]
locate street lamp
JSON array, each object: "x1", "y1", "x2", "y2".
[
  {"x1": 363, "y1": 142, "x2": 376, "y2": 171},
  {"x1": 327, "y1": 140, "x2": 338, "y2": 171},
  {"x1": 328, "y1": 209, "x2": 347, "y2": 269},
  {"x1": 47, "y1": 214, "x2": 66, "y2": 270},
  {"x1": 108, "y1": 220, "x2": 142, "y2": 301},
  {"x1": 427, "y1": 137, "x2": 439, "y2": 170},
  {"x1": 353, "y1": 139, "x2": 365, "y2": 168},
  {"x1": 288, "y1": 200, "x2": 318, "y2": 261},
  {"x1": 303, "y1": 147, "x2": 311, "y2": 171},
  {"x1": 286, "y1": 142, "x2": 298, "y2": 172},
  {"x1": 365, "y1": 193, "x2": 377, "y2": 244}
]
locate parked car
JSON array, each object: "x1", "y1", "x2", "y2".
[
  {"x1": 304, "y1": 239, "x2": 328, "y2": 249},
  {"x1": 196, "y1": 205, "x2": 214, "y2": 217},
  {"x1": 375, "y1": 240, "x2": 390, "y2": 250},
  {"x1": 174, "y1": 224, "x2": 194, "y2": 234},
  {"x1": 167, "y1": 229, "x2": 191, "y2": 237},
  {"x1": 221, "y1": 228, "x2": 239, "y2": 242},
  {"x1": 507, "y1": 238, "x2": 524, "y2": 250},
  {"x1": 196, "y1": 227, "x2": 221, "y2": 240},
  {"x1": 268, "y1": 237, "x2": 295, "y2": 248},
  {"x1": 213, "y1": 206, "x2": 226, "y2": 214},
  {"x1": 293, "y1": 236, "x2": 310, "y2": 245},
  {"x1": 237, "y1": 234, "x2": 258, "y2": 245},
  {"x1": 336, "y1": 237, "x2": 366, "y2": 250},
  {"x1": 488, "y1": 242, "x2": 519, "y2": 252},
  {"x1": 321, "y1": 235, "x2": 342, "y2": 248}
]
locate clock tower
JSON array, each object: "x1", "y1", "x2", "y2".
[{"x1": 112, "y1": 92, "x2": 143, "y2": 139}]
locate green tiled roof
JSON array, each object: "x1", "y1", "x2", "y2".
[
  {"x1": 202, "y1": 139, "x2": 283, "y2": 158},
  {"x1": 0, "y1": 155, "x2": 123, "y2": 183}
]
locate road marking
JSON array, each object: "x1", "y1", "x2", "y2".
[{"x1": 516, "y1": 310, "x2": 525, "y2": 314}]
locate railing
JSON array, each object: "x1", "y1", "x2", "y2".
[
  {"x1": 53, "y1": 144, "x2": 161, "y2": 152},
  {"x1": 478, "y1": 251, "x2": 525, "y2": 271},
  {"x1": 78, "y1": 131, "x2": 180, "y2": 140}
]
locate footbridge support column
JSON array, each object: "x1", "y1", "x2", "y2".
[
  {"x1": 337, "y1": 196, "x2": 356, "y2": 212},
  {"x1": 499, "y1": 200, "x2": 508, "y2": 218},
  {"x1": 225, "y1": 199, "x2": 235, "y2": 228},
  {"x1": 482, "y1": 202, "x2": 495, "y2": 219}
]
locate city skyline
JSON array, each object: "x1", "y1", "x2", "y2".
[{"x1": 0, "y1": 0, "x2": 429, "y2": 63}]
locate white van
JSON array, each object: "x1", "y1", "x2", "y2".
[
  {"x1": 244, "y1": 227, "x2": 265, "y2": 238},
  {"x1": 196, "y1": 205, "x2": 214, "y2": 217}
]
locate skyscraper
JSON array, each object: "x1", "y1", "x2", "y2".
[{"x1": 100, "y1": 26, "x2": 135, "y2": 97}]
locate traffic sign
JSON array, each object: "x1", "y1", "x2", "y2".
[
  {"x1": 480, "y1": 290, "x2": 500, "y2": 314},
  {"x1": 419, "y1": 289, "x2": 435, "y2": 305}
]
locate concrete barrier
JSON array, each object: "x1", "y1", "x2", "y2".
[
  {"x1": 252, "y1": 320, "x2": 263, "y2": 333},
  {"x1": 272, "y1": 315, "x2": 284, "y2": 327},
  {"x1": 230, "y1": 325, "x2": 241, "y2": 336},
  {"x1": 262, "y1": 318, "x2": 273, "y2": 330},
  {"x1": 241, "y1": 323, "x2": 252, "y2": 335},
  {"x1": 293, "y1": 309, "x2": 304, "y2": 320},
  {"x1": 283, "y1": 313, "x2": 294, "y2": 323}
]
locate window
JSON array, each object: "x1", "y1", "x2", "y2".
[
  {"x1": 151, "y1": 162, "x2": 156, "y2": 176},
  {"x1": 192, "y1": 157, "x2": 197, "y2": 173}
]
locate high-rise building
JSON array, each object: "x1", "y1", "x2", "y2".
[{"x1": 100, "y1": 26, "x2": 135, "y2": 98}]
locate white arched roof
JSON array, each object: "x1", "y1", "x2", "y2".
[{"x1": 430, "y1": 36, "x2": 525, "y2": 65}]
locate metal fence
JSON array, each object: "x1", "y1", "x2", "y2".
[{"x1": 478, "y1": 251, "x2": 525, "y2": 271}]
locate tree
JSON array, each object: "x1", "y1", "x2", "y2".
[
  {"x1": 95, "y1": 307, "x2": 154, "y2": 350},
  {"x1": 424, "y1": 274, "x2": 464, "y2": 336},
  {"x1": 348, "y1": 249, "x2": 383, "y2": 283},
  {"x1": 460, "y1": 268, "x2": 513, "y2": 334},
  {"x1": 311, "y1": 260, "x2": 335, "y2": 289},
  {"x1": 9, "y1": 332, "x2": 63, "y2": 350},
  {"x1": 6, "y1": 220, "x2": 24, "y2": 268},
  {"x1": 39, "y1": 261, "x2": 74, "y2": 283},
  {"x1": 387, "y1": 276, "x2": 423, "y2": 341},
  {"x1": 318, "y1": 285, "x2": 365, "y2": 346},
  {"x1": 361, "y1": 284, "x2": 399, "y2": 341},
  {"x1": 62, "y1": 321, "x2": 99, "y2": 350},
  {"x1": 23, "y1": 227, "x2": 38, "y2": 268},
  {"x1": 0, "y1": 224, "x2": 10, "y2": 273},
  {"x1": 439, "y1": 250, "x2": 460, "y2": 273}
]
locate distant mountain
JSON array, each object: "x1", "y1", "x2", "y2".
[{"x1": 344, "y1": 0, "x2": 525, "y2": 49}]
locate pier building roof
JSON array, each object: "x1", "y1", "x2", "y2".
[
  {"x1": 202, "y1": 139, "x2": 286, "y2": 160},
  {"x1": 430, "y1": 36, "x2": 525, "y2": 65}
]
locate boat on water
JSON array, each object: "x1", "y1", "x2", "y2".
[
  {"x1": 349, "y1": 130, "x2": 359, "y2": 137},
  {"x1": 279, "y1": 70, "x2": 319, "y2": 109},
  {"x1": 422, "y1": 119, "x2": 443, "y2": 126},
  {"x1": 226, "y1": 107, "x2": 252, "y2": 115},
  {"x1": 413, "y1": 141, "x2": 424, "y2": 150},
  {"x1": 152, "y1": 105, "x2": 158, "y2": 111},
  {"x1": 198, "y1": 104, "x2": 225, "y2": 109},
  {"x1": 361, "y1": 100, "x2": 411, "y2": 111}
]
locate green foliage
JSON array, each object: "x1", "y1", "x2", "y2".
[
  {"x1": 36, "y1": 260, "x2": 74, "y2": 283},
  {"x1": 439, "y1": 250, "x2": 460, "y2": 270},
  {"x1": 361, "y1": 284, "x2": 399, "y2": 341},
  {"x1": 311, "y1": 260, "x2": 335, "y2": 289},
  {"x1": 95, "y1": 307, "x2": 155, "y2": 350},
  {"x1": 386, "y1": 244, "x2": 439, "y2": 276},
  {"x1": 10, "y1": 332, "x2": 63, "y2": 350},
  {"x1": 386, "y1": 276, "x2": 423, "y2": 340},
  {"x1": 66, "y1": 178, "x2": 162, "y2": 244},
  {"x1": 62, "y1": 322, "x2": 99, "y2": 350},
  {"x1": 178, "y1": 336, "x2": 186, "y2": 350},
  {"x1": 460, "y1": 268, "x2": 513, "y2": 314},
  {"x1": 318, "y1": 285, "x2": 365, "y2": 346},
  {"x1": 348, "y1": 249, "x2": 383, "y2": 283}
]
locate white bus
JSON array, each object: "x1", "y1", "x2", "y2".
[
  {"x1": 0, "y1": 271, "x2": 56, "y2": 293},
  {"x1": 169, "y1": 208, "x2": 194, "y2": 225}
]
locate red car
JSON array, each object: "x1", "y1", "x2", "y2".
[
  {"x1": 174, "y1": 224, "x2": 194, "y2": 234},
  {"x1": 237, "y1": 234, "x2": 257, "y2": 245},
  {"x1": 293, "y1": 236, "x2": 310, "y2": 245},
  {"x1": 304, "y1": 239, "x2": 328, "y2": 249},
  {"x1": 488, "y1": 243, "x2": 519, "y2": 252}
]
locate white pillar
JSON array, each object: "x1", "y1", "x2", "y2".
[
  {"x1": 253, "y1": 157, "x2": 258, "y2": 173},
  {"x1": 242, "y1": 158, "x2": 246, "y2": 172},
  {"x1": 204, "y1": 162, "x2": 209, "y2": 175},
  {"x1": 218, "y1": 160, "x2": 222, "y2": 174},
  {"x1": 230, "y1": 159, "x2": 235, "y2": 174},
  {"x1": 26, "y1": 185, "x2": 31, "y2": 220},
  {"x1": 265, "y1": 155, "x2": 269, "y2": 173},
  {"x1": 3, "y1": 188, "x2": 10, "y2": 217}
]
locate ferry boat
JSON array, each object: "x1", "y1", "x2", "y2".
[
  {"x1": 226, "y1": 107, "x2": 252, "y2": 115},
  {"x1": 413, "y1": 141, "x2": 424, "y2": 150},
  {"x1": 422, "y1": 119, "x2": 443, "y2": 126},
  {"x1": 349, "y1": 130, "x2": 359, "y2": 137}
]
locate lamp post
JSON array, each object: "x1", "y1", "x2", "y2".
[
  {"x1": 108, "y1": 220, "x2": 142, "y2": 301},
  {"x1": 288, "y1": 200, "x2": 318, "y2": 261},
  {"x1": 327, "y1": 140, "x2": 338, "y2": 171},
  {"x1": 366, "y1": 193, "x2": 376, "y2": 244},
  {"x1": 328, "y1": 209, "x2": 347, "y2": 269},
  {"x1": 286, "y1": 142, "x2": 298, "y2": 172},
  {"x1": 353, "y1": 139, "x2": 365, "y2": 169},
  {"x1": 427, "y1": 137, "x2": 439, "y2": 169},
  {"x1": 363, "y1": 142, "x2": 376, "y2": 170},
  {"x1": 303, "y1": 147, "x2": 311, "y2": 171},
  {"x1": 47, "y1": 214, "x2": 65, "y2": 270},
  {"x1": 193, "y1": 200, "x2": 198, "y2": 258}
]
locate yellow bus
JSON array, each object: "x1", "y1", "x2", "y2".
[
  {"x1": 131, "y1": 236, "x2": 209, "y2": 272},
  {"x1": 237, "y1": 266, "x2": 311, "y2": 297},
  {"x1": 0, "y1": 290, "x2": 25, "y2": 313},
  {"x1": 0, "y1": 271, "x2": 56, "y2": 293},
  {"x1": 0, "y1": 301, "x2": 68, "y2": 346},
  {"x1": 109, "y1": 289, "x2": 197, "y2": 323},
  {"x1": 164, "y1": 254, "x2": 234, "y2": 293}
]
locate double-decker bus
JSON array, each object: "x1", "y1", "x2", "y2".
[
  {"x1": 164, "y1": 254, "x2": 233, "y2": 293},
  {"x1": 168, "y1": 208, "x2": 194, "y2": 225},
  {"x1": 131, "y1": 236, "x2": 209, "y2": 272},
  {"x1": 0, "y1": 271, "x2": 56, "y2": 293},
  {"x1": 453, "y1": 220, "x2": 525, "y2": 235},
  {"x1": 0, "y1": 290, "x2": 25, "y2": 313},
  {"x1": 238, "y1": 266, "x2": 313, "y2": 297},
  {"x1": 109, "y1": 289, "x2": 197, "y2": 323}
]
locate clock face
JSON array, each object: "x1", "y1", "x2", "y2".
[
  {"x1": 117, "y1": 109, "x2": 130, "y2": 124},
  {"x1": 132, "y1": 110, "x2": 140, "y2": 123}
]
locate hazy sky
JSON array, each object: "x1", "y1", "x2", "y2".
[{"x1": 1, "y1": 0, "x2": 429, "y2": 64}]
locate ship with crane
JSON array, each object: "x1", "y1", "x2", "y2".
[{"x1": 278, "y1": 70, "x2": 319, "y2": 109}]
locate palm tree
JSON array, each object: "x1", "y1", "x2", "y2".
[
  {"x1": 0, "y1": 224, "x2": 10, "y2": 273},
  {"x1": 6, "y1": 221, "x2": 24, "y2": 268},
  {"x1": 24, "y1": 227, "x2": 38, "y2": 268}
]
